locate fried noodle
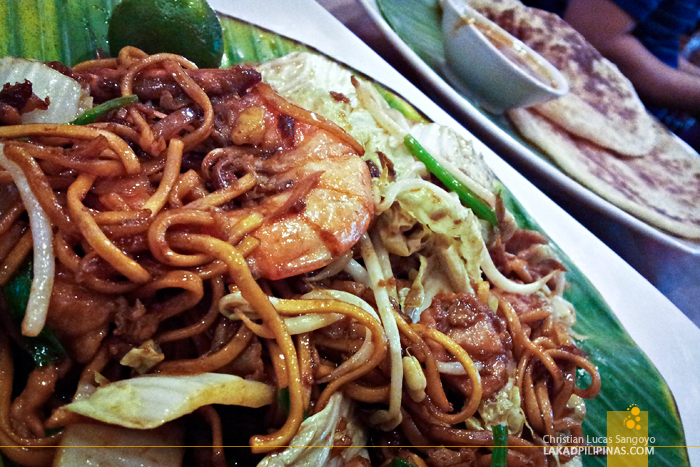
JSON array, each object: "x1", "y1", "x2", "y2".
[{"x1": 0, "y1": 49, "x2": 599, "y2": 467}]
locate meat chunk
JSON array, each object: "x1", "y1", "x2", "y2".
[
  {"x1": 75, "y1": 66, "x2": 262, "y2": 103},
  {"x1": 490, "y1": 229, "x2": 565, "y2": 284},
  {"x1": 46, "y1": 274, "x2": 117, "y2": 363},
  {"x1": 420, "y1": 293, "x2": 514, "y2": 399},
  {"x1": 0, "y1": 80, "x2": 49, "y2": 125}
]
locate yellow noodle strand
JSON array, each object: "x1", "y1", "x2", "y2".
[{"x1": 67, "y1": 174, "x2": 150, "y2": 283}]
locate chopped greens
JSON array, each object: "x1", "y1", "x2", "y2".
[
  {"x1": 387, "y1": 458, "x2": 416, "y2": 467},
  {"x1": 491, "y1": 425, "x2": 508, "y2": 467},
  {"x1": 404, "y1": 134, "x2": 498, "y2": 226},
  {"x1": 1, "y1": 260, "x2": 65, "y2": 366},
  {"x1": 71, "y1": 94, "x2": 138, "y2": 125}
]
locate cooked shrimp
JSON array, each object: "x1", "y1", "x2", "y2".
[
  {"x1": 77, "y1": 57, "x2": 373, "y2": 281},
  {"x1": 207, "y1": 83, "x2": 374, "y2": 280},
  {"x1": 221, "y1": 129, "x2": 373, "y2": 280}
]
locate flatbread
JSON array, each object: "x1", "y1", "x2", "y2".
[
  {"x1": 466, "y1": 0, "x2": 658, "y2": 156},
  {"x1": 509, "y1": 107, "x2": 700, "y2": 239}
]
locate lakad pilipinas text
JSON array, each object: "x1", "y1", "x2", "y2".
[{"x1": 542, "y1": 405, "x2": 655, "y2": 465}]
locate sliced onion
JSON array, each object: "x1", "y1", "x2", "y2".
[
  {"x1": 0, "y1": 144, "x2": 54, "y2": 337},
  {"x1": 283, "y1": 314, "x2": 343, "y2": 334},
  {"x1": 219, "y1": 292, "x2": 344, "y2": 335},
  {"x1": 305, "y1": 250, "x2": 353, "y2": 282},
  {"x1": 220, "y1": 288, "x2": 382, "y2": 336}
]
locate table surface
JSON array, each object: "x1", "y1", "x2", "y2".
[{"x1": 316, "y1": 0, "x2": 418, "y2": 77}]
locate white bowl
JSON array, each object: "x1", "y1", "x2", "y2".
[{"x1": 441, "y1": 0, "x2": 569, "y2": 114}]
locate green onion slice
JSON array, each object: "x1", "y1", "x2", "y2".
[
  {"x1": 387, "y1": 457, "x2": 417, "y2": 467},
  {"x1": 71, "y1": 94, "x2": 139, "y2": 125},
  {"x1": 491, "y1": 424, "x2": 508, "y2": 467},
  {"x1": 403, "y1": 134, "x2": 498, "y2": 226}
]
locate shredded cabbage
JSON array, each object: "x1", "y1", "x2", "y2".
[
  {"x1": 55, "y1": 423, "x2": 183, "y2": 467},
  {"x1": 61, "y1": 373, "x2": 274, "y2": 429},
  {"x1": 466, "y1": 377, "x2": 526, "y2": 435},
  {"x1": 408, "y1": 123, "x2": 497, "y2": 204},
  {"x1": 119, "y1": 339, "x2": 165, "y2": 374},
  {"x1": 258, "y1": 393, "x2": 368, "y2": 467},
  {"x1": 379, "y1": 178, "x2": 485, "y2": 289}
]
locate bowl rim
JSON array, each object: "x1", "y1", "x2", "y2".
[{"x1": 441, "y1": 0, "x2": 569, "y2": 97}]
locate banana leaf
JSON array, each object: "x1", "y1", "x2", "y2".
[{"x1": 0, "y1": 1, "x2": 688, "y2": 466}]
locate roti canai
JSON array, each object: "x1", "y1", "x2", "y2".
[
  {"x1": 509, "y1": 107, "x2": 700, "y2": 239},
  {"x1": 466, "y1": 0, "x2": 659, "y2": 157}
]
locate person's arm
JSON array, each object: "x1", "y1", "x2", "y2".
[
  {"x1": 564, "y1": 0, "x2": 700, "y2": 112},
  {"x1": 678, "y1": 56, "x2": 700, "y2": 78}
]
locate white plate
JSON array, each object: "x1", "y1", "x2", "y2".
[
  {"x1": 357, "y1": 0, "x2": 700, "y2": 318},
  {"x1": 210, "y1": 0, "x2": 700, "y2": 462}
]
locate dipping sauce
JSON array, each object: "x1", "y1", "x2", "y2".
[{"x1": 457, "y1": 17, "x2": 557, "y2": 88}]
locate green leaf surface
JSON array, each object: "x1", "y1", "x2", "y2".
[
  {"x1": 220, "y1": 20, "x2": 309, "y2": 68},
  {"x1": 0, "y1": 1, "x2": 687, "y2": 465},
  {"x1": 502, "y1": 189, "x2": 688, "y2": 466},
  {"x1": 374, "y1": 85, "x2": 428, "y2": 122},
  {"x1": 0, "y1": 0, "x2": 119, "y2": 65}
]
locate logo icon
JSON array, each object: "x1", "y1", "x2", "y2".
[
  {"x1": 624, "y1": 404, "x2": 643, "y2": 431},
  {"x1": 607, "y1": 405, "x2": 652, "y2": 467}
]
